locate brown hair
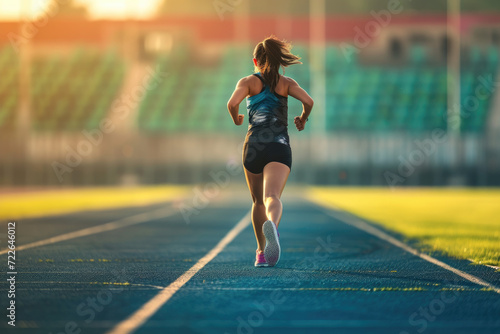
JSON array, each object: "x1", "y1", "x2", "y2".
[{"x1": 253, "y1": 36, "x2": 302, "y2": 92}]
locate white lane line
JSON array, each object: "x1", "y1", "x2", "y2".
[
  {"x1": 13, "y1": 282, "x2": 165, "y2": 291},
  {"x1": 0, "y1": 206, "x2": 178, "y2": 255},
  {"x1": 470, "y1": 260, "x2": 500, "y2": 271},
  {"x1": 105, "y1": 210, "x2": 251, "y2": 334},
  {"x1": 116, "y1": 319, "x2": 495, "y2": 328},
  {"x1": 124, "y1": 286, "x2": 486, "y2": 292},
  {"x1": 313, "y1": 203, "x2": 500, "y2": 295}
]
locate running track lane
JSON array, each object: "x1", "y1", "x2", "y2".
[
  {"x1": 1, "y1": 196, "x2": 499, "y2": 334},
  {"x1": 110, "y1": 197, "x2": 500, "y2": 334}
]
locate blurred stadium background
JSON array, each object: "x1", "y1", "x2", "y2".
[
  {"x1": 1, "y1": 3, "x2": 500, "y2": 333},
  {"x1": 1, "y1": 0, "x2": 500, "y2": 188}
]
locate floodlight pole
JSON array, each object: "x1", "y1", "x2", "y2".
[
  {"x1": 447, "y1": 0, "x2": 461, "y2": 133},
  {"x1": 277, "y1": 0, "x2": 292, "y2": 40},
  {"x1": 309, "y1": 0, "x2": 326, "y2": 135},
  {"x1": 234, "y1": 0, "x2": 250, "y2": 47},
  {"x1": 18, "y1": 0, "x2": 32, "y2": 135},
  {"x1": 309, "y1": 0, "x2": 327, "y2": 184},
  {"x1": 16, "y1": 0, "x2": 33, "y2": 186},
  {"x1": 447, "y1": 0, "x2": 463, "y2": 184}
]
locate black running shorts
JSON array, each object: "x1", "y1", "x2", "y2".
[{"x1": 242, "y1": 142, "x2": 292, "y2": 174}]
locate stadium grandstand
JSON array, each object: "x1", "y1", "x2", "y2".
[{"x1": 0, "y1": 3, "x2": 499, "y2": 186}]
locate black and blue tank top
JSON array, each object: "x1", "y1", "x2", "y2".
[{"x1": 245, "y1": 72, "x2": 289, "y2": 146}]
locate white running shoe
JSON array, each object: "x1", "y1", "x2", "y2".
[{"x1": 263, "y1": 220, "x2": 281, "y2": 267}]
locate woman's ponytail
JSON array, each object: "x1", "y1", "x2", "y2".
[{"x1": 253, "y1": 36, "x2": 302, "y2": 92}]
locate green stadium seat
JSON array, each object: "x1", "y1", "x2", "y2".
[
  {"x1": 121, "y1": 43, "x2": 499, "y2": 134},
  {"x1": 25, "y1": 49, "x2": 125, "y2": 132}
]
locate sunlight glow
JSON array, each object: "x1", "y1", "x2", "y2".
[{"x1": 0, "y1": 0, "x2": 164, "y2": 20}]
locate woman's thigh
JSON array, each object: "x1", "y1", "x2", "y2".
[{"x1": 263, "y1": 162, "x2": 290, "y2": 199}]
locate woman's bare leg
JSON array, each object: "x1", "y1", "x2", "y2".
[
  {"x1": 263, "y1": 162, "x2": 290, "y2": 228},
  {"x1": 244, "y1": 168, "x2": 267, "y2": 252}
]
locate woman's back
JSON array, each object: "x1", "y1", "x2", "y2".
[
  {"x1": 247, "y1": 73, "x2": 289, "y2": 98},
  {"x1": 245, "y1": 72, "x2": 289, "y2": 144}
]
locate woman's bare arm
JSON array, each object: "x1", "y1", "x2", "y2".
[
  {"x1": 288, "y1": 78, "x2": 314, "y2": 131},
  {"x1": 227, "y1": 78, "x2": 249, "y2": 126}
]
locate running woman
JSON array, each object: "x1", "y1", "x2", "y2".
[{"x1": 227, "y1": 36, "x2": 314, "y2": 267}]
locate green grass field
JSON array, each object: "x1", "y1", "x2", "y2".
[
  {"x1": 0, "y1": 185, "x2": 188, "y2": 220},
  {"x1": 308, "y1": 187, "x2": 500, "y2": 268},
  {"x1": 3, "y1": 185, "x2": 499, "y2": 268}
]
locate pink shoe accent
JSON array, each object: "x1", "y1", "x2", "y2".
[{"x1": 254, "y1": 250, "x2": 268, "y2": 267}]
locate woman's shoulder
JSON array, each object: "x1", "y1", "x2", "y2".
[
  {"x1": 239, "y1": 74, "x2": 260, "y2": 84},
  {"x1": 280, "y1": 76, "x2": 299, "y2": 89},
  {"x1": 234, "y1": 75, "x2": 260, "y2": 91},
  {"x1": 281, "y1": 75, "x2": 297, "y2": 84}
]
